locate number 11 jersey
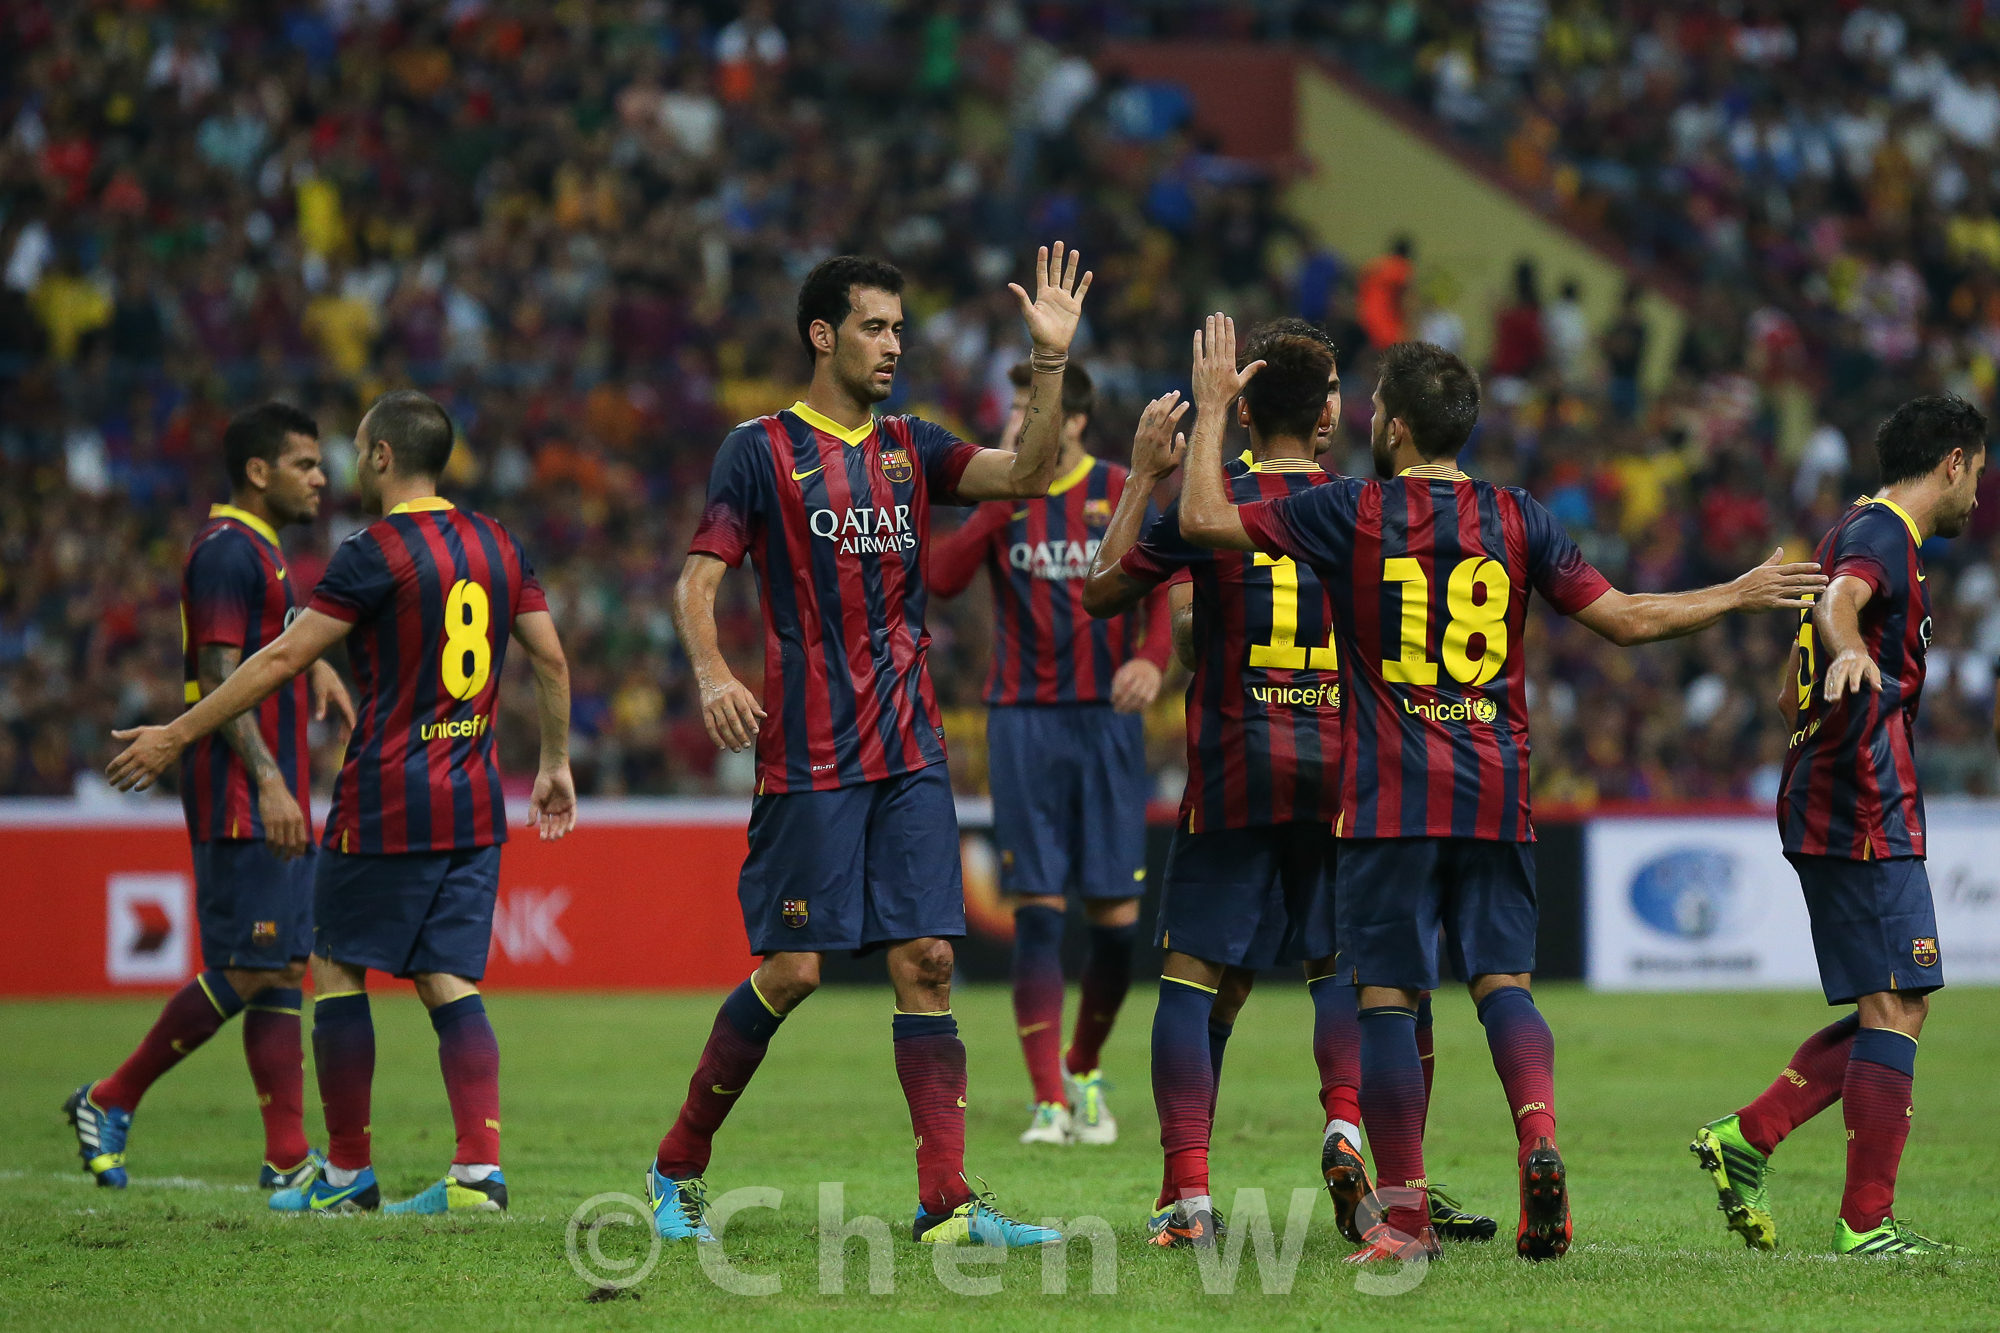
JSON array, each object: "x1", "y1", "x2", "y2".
[
  {"x1": 307, "y1": 497, "x2": 548, "y2": 854},
  {"x1": 1239, "y1": 464, "x2": 1610, "y2": 842}
]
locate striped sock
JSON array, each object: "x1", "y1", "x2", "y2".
[
  {"x1": 1065, "y1": 921, "x2": 1136, "y2": 1075},
  {"x1": 1416, "y1": 994, "x2": 1435, "y2": 1136},
  {"x1": 243, "y1": 987, "x2": 309, "y2": 1168},
  {"x1": 1358, "y1": 1005, "x2": 1428, "y2": 1237},
  {"x1": 1477, "y1": 985, "x2": 1556, "y2": 1160},
  {"x1": 431, "y1": 995, "x2": 501, "y2": 1167},
  {"x1": 1151, "y1": 976, "x2": 1216, "y2": 1207},
  {"x1": 1011, "y1": 906, "x2": 1067, "y2": 1105},
  {"x1": 894, "y1": 1011, "x2": 972, "y2": 1215},
  {"x1": 1737, "y1": 1013, "x2": 1859, "y2": 1156},
  {"x1": 312, "y1": 992, "x2": 375, "y2": 1171},
  {"x1": 1840, "y1": 1027, "x2": 1917, "y2": 1232},
  {"x1": 96, "y1": 971, "x2": 245, "y2": 1111},
  {"x1": 1310, "y1": 975, "x2": 1361, "y2": 1130},
  {"x1": 657, "y1": 978, "x2": 787, "y2": 1178}
]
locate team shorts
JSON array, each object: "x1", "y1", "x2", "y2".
[
  {"x1": 739, "y1": 765, "x2": 965, "y2": 955},
  {"x1": 1156, "y1": 821, "x2": 1338, "y2": 970},
  {"x1": 988, "y1": 703, "x2": 1148, "y2": 901},
  {"x1": 192, "y1": 839, "x2": 315, "y2": 970},
  {"x1": 1337, "y1": 836, "x2": 1538, "y2": 991},
  {"x1": 1787, "y1": 852, "x2": 1944, "y2": 1006},
  {"x1": 313, "y1": 845, "x2": 503, "y2": 980}
]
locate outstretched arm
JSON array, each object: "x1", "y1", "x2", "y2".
[
  {"x1": 511, "y1": 609, "x2": 576, "y2": 840},
  {"x1": 1083, "y1": 391, "x2": 1188, "y2": 619},
  {"x1": 931, "y1": 505, "x2": 1008, "y2": 599},
  {"x1": 1814, "y1": 574, "x2": 1881, "y2": 703},
  {"x1": 674, "y1": 552, "x2": 766, "y2": 753},
  {"x1": 1570, "y1": 547, "x2": 1826, "y2": 647},
  {"x1": 955, "y1": 243, "x2": 1093, "y2": 501},
  {"x1": 1178, "y1": 314, "x2": 1262, "y2": 552},
  {"x1": 108, "y1": 610, "x2": 355, "y2": 791}
]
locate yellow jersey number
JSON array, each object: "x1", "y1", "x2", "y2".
[
  {"x1": 1793, "y1": 597, "x2": 1817, "y2": 715},
  {"x1": 441, "y1": 578, "x2": 493, "y2": 700},
  {"x1": 1249, "y1": 553, "x2": 1336, "y2": 670},
  {"x1": 1380, "y1": 556, "x2": 1511, "y2": 687}
]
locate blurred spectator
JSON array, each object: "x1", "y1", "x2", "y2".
[{"x1": 1357, "y1": 237, "x2": 1414, "y2": 350}]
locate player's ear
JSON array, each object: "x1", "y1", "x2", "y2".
[
  {"x1": 1236, "y1": 398, "x2": 1250, "y2": 428},
  {"x1": 244, "y1": 455, "x2": 270, "y2": 491},
  {"x1": 811, "y1": 318, "x2": 836, "y2": 357}
]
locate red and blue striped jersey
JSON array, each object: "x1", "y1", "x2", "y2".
[
  {"x1": 1122, "y1": 456, "x2": 1342, "y2": 832},
  {"x1": 932, "y1": 456, "x2": 1172, "y2": 705},
  {"x1": 306, "y1": 498, "x2": 548, "y2": 854},
  {"x1": 689, "y1": 402, "x2": 984, "y2": 793},
  {"x1": 179, "y1": 505, "x2": 310, "y2": 842},
  {"x1": 1241, "y1": 465, "x2": 1611, "y2": 842},
  {"x1": 1779, "y1": 498, "x2": 1931, "y2": 859}
]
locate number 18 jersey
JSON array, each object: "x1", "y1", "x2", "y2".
[
  {"x1": 1240, "y1": 465, "x2": 1610, "y2": 842},
  {"x1": 307, "y1": 497, "x2": 548, "y2": 854}
]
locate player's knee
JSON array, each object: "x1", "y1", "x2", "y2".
[
  {"x1": 755, "y1": 954, "x2": 821, "y2": 1009},
  {"x1": 1084, "y1": 896, "x2": 1141, "y2": 928},
  {"x1": 907, "y1": 937, "x2": 955, "y2": 989},
  {"x1": 278, "y1": 959, "x2": 308, "y2": 987}
]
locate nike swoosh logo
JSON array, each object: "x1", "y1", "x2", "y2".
[
  {"x1": 1017, "y1": 1022, "x2": 1051, "y2": 1036},
  {"x1": 1917, "y1": 572, "x2": 1926, "y2": 581},
  {"x1": 275, "y1": 568, "x2": 286, "y2": 579},
  {"x1": 956, "y1": 1097, "x2": 968, "y2": 1108},
  {"x1": 791, "y1": 464, "x2": 825, "y2": 481},
  {"x1": 712, "y1": 1085, "x2": 743, "y2": 1096},
  {"x1": 1011, "y1": 509, "x2": 1029, "y2": 519}
]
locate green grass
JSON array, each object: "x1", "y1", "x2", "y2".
[{"x1": 3, "y1": 984, "x2": 1996, "y2": 1331}]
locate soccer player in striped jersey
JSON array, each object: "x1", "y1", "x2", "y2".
[
  {"x1": 1692, "y1": 396, "x2": 1984, "y2": 1259},
  {"x1": 66, "y1": 403, "x2": 354, "y2": 1192},
  {"x1": 931, "y1": 362, "x2": 1172, "y2": 1148},
  {"x1": 648, "y1": 247, "x2": 1090, "y2": 1250},
  {"x1": 108, "y1": 390, "x2": 577, "y2": 1216},
  {"x1": 1176, "y1": 323, "x2": 1824, "y2": 1261}
]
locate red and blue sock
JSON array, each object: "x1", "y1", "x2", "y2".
[
  {"x1": 657, "y1": 977, "x2": 787, "y2": 1178},
  {"x1": 1151, "y1": 977, "x2": 1216, "y2": 1206},
  {"x1": 893, "y1": 1011, "x2": 972, "y2": 1215},
  {"x1": 243, "y1": 986, "x2": 309, "y2": 1168},
  {"x1": 1841, "y1": 1026, "x2": 1917, "y2": 1232},
  {"x1": 1737, "y1": 1013, "x2": 1859, "y2": 1156},
  {"x1": 1358, "y1": 1005, "x2": 1428, "y2": 1236},
  {"x1": 95, "y1": 970, "x2": 245, "y2": 1111},
  {"x1": 1310, "y1": 975, "x2": 1361, "y2": 1131},
  {"x1": 431, "y1": 994, "x2": 501, "y2": 1167},
  {"x1": 312, "y1": 991, "x2": 375, "y2": 1171},
  {"x1": 1416, "y1": 994, "x2": 1435, "y2": 1134},
  {"x1": 1477, "y1": 985, "x2": 1556, "y2": 1160},
  {"x1": 1065, "y1": 921, "x2": 1136, "y2": 1076},
  {"x1": 1011, "y1": 906, "x2": 1066, "y2": 1105}
]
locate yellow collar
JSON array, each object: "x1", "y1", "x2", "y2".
[
  {"x1": 790, "y1": 400, "x2": 875, "y2": 447},
  {"x1": 210, "y1": 503, "x2": 281, "y2": 548},
  {"x1": 1238, "y1": 448, "x2": 1321, "y2": 474},
  {"x1": 1046, "y1": 454, "x2": 1097, "y2": 495},
  {"x1": 1398, "y1": 463, "x2": 1470, "y2": 481},
  {"x1": 388, "y1": 496, "x2": 455, "y2": 516},
  {"x1": 1861, "y1": 495, "x2": 1923, "y2": 546}
]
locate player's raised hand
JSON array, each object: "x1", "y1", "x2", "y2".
[
  {"x1": 701, "y1": 674, "x2": 767, "y2": 753},
  {"x1": 1131, "y1": 391, "x2": 1190, "y2": 480},
  {"x1": 1191, "y1": 313, "x2": 1263, "y2": 413},
  {"x1": 1729, "y1": 547, "x2": 1827, "y2": 612},
  {"x1": 106, "y1": 724, "x2": 185, "y2": 792},
  {"x1": 1009, "y1": 242, "x2": 1092, "y2": 353},
  {"x1": 1824, "y1": 647, "x2": 1883, "y2": 704},
  {"x1": 529, "y1": 761, "x2": 578, "y2": 841}
]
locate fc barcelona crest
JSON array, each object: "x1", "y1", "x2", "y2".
[
  {"x1": 1083, "y1": 498, "x2": 1113, "y2": 525},
  {"x1": 879, "y1": 445, "x2": 913, "y2": 483},
  {"x1": 1912, "y1": 937, "x2": 1939, "y2": 968},
  {"x1": 252, "y1": 920, "x2": 278, "y2": 944},
  {"x1": 782, "y1": 899, "x2": 809, "y2": 929}
]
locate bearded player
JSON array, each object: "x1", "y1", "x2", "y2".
[
  {"x1": 1691, "y1": 396, "x2": 1984, "y2": 1258},
  {"x1": 644, "y1": 246, "x2": 1089, "y2": 1249},
  {"x1": 1177, "y1": 324, "x2": 1826, "y2": 1261}
]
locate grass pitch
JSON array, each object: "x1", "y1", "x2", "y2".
[{"x1": 2, "y1": 983, "x2": 1995, "y2": 1332}]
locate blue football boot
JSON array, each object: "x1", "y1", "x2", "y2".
[
  {"x1": 269, "y1": 1164, "x2": 380, "y2": 1213},
  {"x1": 384, "y1": 1170, "x2": 508, "y2": 1214},
  {"x1": 914, "y1": 1180, "x2": 1062, "y2": 1247},
  {"x1": 260, "y1": 1149, "x2": 326, "y2": 1191},
  {"x1": 63, "y1": 1083, "x2": 130, "y2": 1189},
  {"x1": 646, "y1": 1162, "x2": 714, "y2": 1241}
]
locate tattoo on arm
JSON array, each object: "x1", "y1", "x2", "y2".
[{"x1": 198, "y1": 644, "x2": 284, "y2": 785}]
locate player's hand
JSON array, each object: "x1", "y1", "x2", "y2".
[
  {"x1": 1008, "y1": 242, "x2": 1092, "y2": 353},
  {"x1": 1729, "y1": 547, "x2": 1827, "y2": 612},
  {"x1": 1110, "y1": 658, "x2": 1164, "y2": 714},
  {"x1": 309, "y1": 660, "x2": 356, "y2": 737},
  {"x1": 1824, "y1": 647, "x2": 1882, "y2": 704},
  {"x1": 701, "y1": 675, "x2": 767, "y2": 753},
  {"x1": 529, "y1": 761, "x2": 577, "y2": 841},
  {"x1": 1131, "y1": 391, "x2": 1190, "y2": 481},
  {"x1": 1191, "y1": 313, "x2": 1263, "y2": 414},
  {"x1": 257, "y1": 778, "x2": 310, "y2": 861},
  {"x1": 106, "y1": 724, "x2": 186, "y2": 792}
]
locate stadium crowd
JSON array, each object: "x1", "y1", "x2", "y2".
[{"x1": 2, "y1": 0, "x2": 1997, "y2": 806}]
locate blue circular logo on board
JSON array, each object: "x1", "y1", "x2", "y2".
[{"x1": 1629, "y1": 848, "x2": 1737, "y2": 941}]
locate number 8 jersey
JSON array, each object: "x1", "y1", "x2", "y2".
[
  {"x1": 307, "y1": 497, "x2": 548, "y2": 853},
  {"x1": 1239, "y1": 464, "x2": 1610, "y2": 842},
  {"x1": 1122, "y1": 454, "x2": 1342, "y2": 833}
]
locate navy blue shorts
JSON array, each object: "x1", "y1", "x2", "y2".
[
  {"x1": 1787, "y1": 853, "x2": 1944, "y2": 1005},
  {"x1": 1156, "y1": 822, "x2": 1338, "y2": 970},
  {"x1": 740, "y1": 765, "x2": 965, "y2": 955},
  {"x1": 313, "y1": 845, "x2": 502, "y2": 980},
  {"x1": 192, "y1": 839, "x2": 315, "y2": 970},
  {"x1": 1337, "y1": 837, "x2": 1537, "y2": 990},
  {"x1": 988, "y1": 704, "x2": 1148, "y2": 901}
]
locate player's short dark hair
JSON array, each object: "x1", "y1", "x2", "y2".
[
  {"x1": 1377, "y1": 341, "x2": 1481, "y2": 460},
  {"x1": 362, "y1": 389, "x2": 455, "y2": 479},
  {"x1": 796, "y1": 255, "x2": 905, "y2": 351},
  {"x1": 1875, "y1": 395, "x2": 1989, "y2": 485},
  {"x1": 1240, "y1": 318, "x2": 1338, "y2": 441},
  {"x1": 223, "y1": 401, "x2": 318, "y2": 490},
  {"x1": 1007, "y1": 360, "x2": 1095, "y2": 419}
]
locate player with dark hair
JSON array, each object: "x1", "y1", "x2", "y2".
[
  {"x1": 647, "y1": 245, "x2": 1091, "y2": 1249},
  {"x1": 930, "y1": 360, "x2": 1173, "y2": 1148},
  {"x1": 1175, "y1": 324, "x2": 1826, "y2": 1262},
  {"x1": 105, "y1": 390, "x2": 576, "y2": 1216},
  {"x1": 1692, "y1": 395, "x2": 1986, "y2": 1258},
  {"x1": 65, "y1": 402, "x2": 355, "y2": 1191}
]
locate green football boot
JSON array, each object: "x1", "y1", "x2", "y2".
[
  {"x1": 1834, "y1": 1218, "x2": 1957, "y2": 1257},
  {"x1": 1690, "y1": 1114, "x2": 1775, "y2": 1251}
]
